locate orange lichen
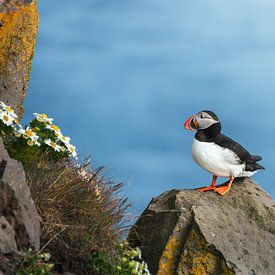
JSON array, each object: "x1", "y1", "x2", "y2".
[
  {"x1": 158, "y1": 236, "x2": 181, "y2": 275},
  {"x1": 0, "y1": 0, "x2": 39, "y2": 118}
]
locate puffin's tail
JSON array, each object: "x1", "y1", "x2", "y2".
[
  {"x1": 246, "y1": 154, "x2": 265, "y2": 171},
  {"x1": 250, "y1": 155, "x2": 262, "y2": 162}
]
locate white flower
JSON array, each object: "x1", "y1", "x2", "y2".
[
  {"x1": 14, "y1": 126, "x2": 41, "y2": 146},
  {"x1": 40, "y1": 253, "x2": 51, "y2": 261},
  {"x1": 44, "y1": 139, "x2": 61, "y2": 152},
  {"x1": 67, "y1": 144, "x2": 77, "y2": 158},
  {"x1": 0, "y1": 111, "x2": 15, "y2": 126},
  {"x1": 14, "y1": 126, "x2": 26, "y2": 137},
  {"x1": 34, "y1": 140, "x2": 41, "y2": 146},
  {"x1": 33, "y1": 113, "x2": 53, "y2": 124},
  {"x1": 24, "y1": 127, "x2": 40, "y2": 142},
  {"x1": 45, "y1": 124, "x2": 62, "y2": 135},
  {"x1": 27, "y1": 140, "x2": 34, "y2": 146},
  {"x1": 0, "y1": 102, "x2": 18, "y2": 119},
  {"x1": 60, "y1": 135, "x2": 71, "y2": 145}
]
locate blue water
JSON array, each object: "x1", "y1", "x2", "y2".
[{"x1": 25, "y1": 0, "x2": 275, "y2": 215}]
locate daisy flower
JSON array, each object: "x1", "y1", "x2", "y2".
[
  {"x1": 33, "y1": 113, "x2": 53, "y2": 124},
  {"x1": 33, "y1": 140, "x2": 41, "y2": 146},
  {"x1": 14, "y1": 126, "x2": 41, "y2": 146},
  {"x1": 45, "y1": 124, "x2": 62, "y2": 136},
  {"x1": 14, "y1": 126, "x2": 26, "y2": 137},
  {"x1": 60, "y1": 146, "x2": 66, "y2": 153},
  {"x1": 27, "y1": 140, "x2": 34, "y2": 146},
  {"x1": 0, "y1": 111, "x2": 15, "y2": 126},
  {"x1": 67, "y1": 144, "x2": 77, "y2": 158},
  {"x1": 24, "y1": 127, "x2": 40, "y2": 142},
  {"x1": 0, "y1": 102, "x2": 18, "y2": 119},
  {"x1": 44, "y1": 139, "x2": 61, "y2": 152},
  {"x1": 60, "y1": 135, "x2": 71, "y2": 145}
]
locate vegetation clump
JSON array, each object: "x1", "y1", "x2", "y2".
[
  {"x1": 25, "y1": 158, "x2": 130, "y2": 274},
  {"x1": 0, "y1": 101, "x2": 149, "y2": 274},
  {"x1": 16, "y1": 249, "x2": 54, "y2": 275},
  {"x1": 92, "y1": 241, "x2": 150, "y2": 274}
]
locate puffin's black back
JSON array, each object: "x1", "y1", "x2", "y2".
[{"x1": 195, "y1": 121, "x2": 264, "y2": 171}]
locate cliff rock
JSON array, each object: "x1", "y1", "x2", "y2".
[
  {"x1": 0, "y1": 0, "x2": 39, "y2": 119},
  {"x1": 0, "y1": 139, "x2": 41, "y2": 254},
  {"x1": 128, "y1": 178, "x2": 275, "y2": 275}
]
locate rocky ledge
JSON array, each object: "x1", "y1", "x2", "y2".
[{"x1": 128, "y1": 178, "x2": 275, "y2": 275}]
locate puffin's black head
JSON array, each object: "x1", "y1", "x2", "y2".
[{"x1": 184, "y1": 110, "x2": 220, "y2": 131}]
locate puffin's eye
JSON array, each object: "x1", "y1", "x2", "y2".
[{"x1": 200, "y1": 114, "x2": 204, "y2": 119}]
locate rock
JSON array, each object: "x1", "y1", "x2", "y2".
[
  {"x1": 0, "y1": 252, "x2": 22, "y2": 274},
  {"x1": 0, "y1": 216, "x2": 17, "y2": 253},
  {"x1": 128, "y1": 178, "x2": 275, "y2": 275},
  {"x1": 0, "y1": 0, "x2": 39, "y2": 119},
  {"x1": 0, "y1": 138, "x2": 41, "y2": 252}
]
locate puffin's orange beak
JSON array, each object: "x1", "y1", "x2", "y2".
[{"x1": 184, "y1": 115, "x2": 198, "y2": 131}]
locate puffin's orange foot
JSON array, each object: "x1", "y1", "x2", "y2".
[
  {"x1": 214, "y1": 184, "x2": 232, "y2": 196},
  {"x1": 196, "y1": 186, "x2": 215, "y2": 192}
]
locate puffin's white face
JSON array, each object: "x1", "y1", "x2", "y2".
[
  {"x1": 184, "y1": 111, "x2": 219, "y2": 131},
  {"x1": 194, "y1": 111, "x2": 219, "y2": 130}
]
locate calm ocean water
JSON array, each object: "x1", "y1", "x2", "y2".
[{"x1": 25, "y1": 0, "x2": 275, "y2": 214}]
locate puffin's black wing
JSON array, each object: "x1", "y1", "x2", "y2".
[
  {"x1": 214, "y1": 134, "x2": 263, "y2": 165},
  {"x1": 215, "y1": 134, "x2": 264, "y2": 171},
  {"x1": 215, "y1": 134, "x2": 250, "y2": 162}
]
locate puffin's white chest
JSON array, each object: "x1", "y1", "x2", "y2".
[{"x1": 191, "y1": 138, "x2": 246, "y2": 177}]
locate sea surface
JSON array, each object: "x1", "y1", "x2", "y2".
[{"x1": 24, "y1": 0, "x2": 275, "y2": 215}]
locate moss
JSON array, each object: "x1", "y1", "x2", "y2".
[{"x1": 177, "y1": 223, "x2": 234, "y2": 275}]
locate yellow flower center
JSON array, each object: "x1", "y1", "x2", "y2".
[
  {"x1": 41, "y1": 114, "x2": 48, "y2": 118},
  {"x1": 6, "y1": 106, "x2": 12, "y2": 112},
  {"x1": 69, "y1": 146, "x2": 75, "y2": 152},
  {"x1": 26, "y1": 130, "x2": 34, "y2": 137},
  {"x1": 3, "y1": 115, "x2": 10, "y2": 122},
  {"x1": 51, "y1": 125, "x2": 60, "y2": 132},
  {"x1": 50, "y1": 141, "x2": 56, "y2": 148},
  {"x1": 27, "y1": 140, "x2": 34, "y2": 146},
  {"x1": 62, "y1": 136, "x2": 69, "y2": 142}
]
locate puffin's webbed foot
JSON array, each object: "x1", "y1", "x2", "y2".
[
  {"x1": 196, "y1": 175, "x2": 217, "y2": 192},
  {"x1": 197, "y1": 185, "x2": 216, "y2": 192},
  {"x1": 214, "y1": 176, "x2": 235, "y2": 196}
]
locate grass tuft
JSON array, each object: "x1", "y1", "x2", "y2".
[{"x1": 24, "y1": 158, "x2": 131, "y2": 274}]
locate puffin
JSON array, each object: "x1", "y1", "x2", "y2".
[{"x1": 184, "y1": 111, "x2": 264, "y2": 195}]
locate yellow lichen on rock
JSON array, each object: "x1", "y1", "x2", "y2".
[
  {"x1": 158, "y1": 236, "x2": 181, "y2": 275},
  {"x1": 177, "y1": 224, "x2": 234, "y2": 275},
  {"x1": 157, "y1": 221, "x2": 186, "y2": 275},
  {"x1": 0, "y1": 0, "x2": 39, "y2": 119}
]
